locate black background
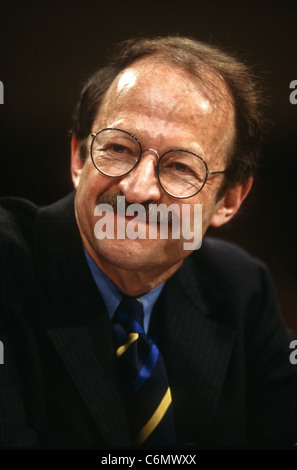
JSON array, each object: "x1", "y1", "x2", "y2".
[{"x1": 0, "y1": 0, "x2": 296, "y2": 333}]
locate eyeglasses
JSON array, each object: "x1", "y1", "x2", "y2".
[{"x1": 90, "y1": 128, "x2": 226, "y2": 199}]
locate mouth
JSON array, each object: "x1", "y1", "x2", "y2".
[
  {"x1": 115, "y1": 211, "x2": 174, "y2": 229},
  {"x1": 113, "y1": 210, "x2": 149, "y2": 223},
  {"x1": 94, "y1": 194, "x2": 177, "y2": 234}
]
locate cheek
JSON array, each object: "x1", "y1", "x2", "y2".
[
  {"x1": 187, "y1": 190, "x2": 218, "y2": 232},
  {"x1": 77, "y1": 163, "x2": 113, "y2": 203}
]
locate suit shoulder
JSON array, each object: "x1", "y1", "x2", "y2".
[
  {"x1": 0, "y1": 197, "x2": 38, "y2": 242},
  {"x1": 201, "y1": 236, "x2": 264, "y2": 266},
  {"x1": 191, "y1": 236, "x2": 271, "y2": 293},
  {"x1": 185, "y1": 237, "x2": 283, "y2": 336}
]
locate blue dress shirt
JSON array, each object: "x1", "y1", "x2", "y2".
[{"x1": 84, "y1": 250, "x2": 164, "y2": 334}]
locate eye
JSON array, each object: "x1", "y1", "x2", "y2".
[
  {"x1": 103, "y1": 141, "x2": 137, "y2": 158},
  {"x1": 172, "y1": 162, "x2": 190, "y2": 173},
  {"x1": 110, "y1": 144, "x2": 130, "y2": 154},
  {"x1": 167, "y1": 161, "x2": 196, "y2": 177}
]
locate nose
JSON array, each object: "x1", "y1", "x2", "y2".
[{"x1": 118, "y1": 150, "x2": 162, "y2": 203}]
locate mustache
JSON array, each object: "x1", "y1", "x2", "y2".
[{"x1": 96, "y1": 192, "x2": 177, "y2": 225}]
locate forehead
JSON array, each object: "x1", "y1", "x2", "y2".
[{"x1": 94, "y1": 58, "x2": 235, "y2": 161}]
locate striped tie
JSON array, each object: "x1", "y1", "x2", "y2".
[{"x1": 113, "y1": 296, "x2": 176, "y2": 447}]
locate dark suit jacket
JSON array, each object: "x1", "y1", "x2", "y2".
[{"x1": 1, "y1": 192, "x2": 297, "y2": 449}]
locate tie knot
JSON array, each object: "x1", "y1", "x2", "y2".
[{"x1": 115, "y1": 296, "x2": 145, "y2": 334}]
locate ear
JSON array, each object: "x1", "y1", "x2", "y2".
[
  {"x1": 210, "y1": 176, "x2": 253, "y2": 227},
  {"x1": 71, "y1": 134, "x2": 84, "y2": 189}
]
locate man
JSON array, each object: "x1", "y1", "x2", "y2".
[{"x1": 0, "y1": 36, "x2": 297, "y2": 449}]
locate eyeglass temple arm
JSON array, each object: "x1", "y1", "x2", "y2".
[{"x1": 208, "y1": 170, "x2": 226, "y2": 175}]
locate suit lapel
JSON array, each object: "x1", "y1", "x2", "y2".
[
  {"x1": 33, "y1": 192, "x2": 131, "y2": 447},
  {"x1": 151, "y1": 255, "x2": 236, "y2": 445}
]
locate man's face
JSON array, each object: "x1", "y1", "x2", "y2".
[{"x1": 72, "y1": 58, "x2": 236, "y2": 280}]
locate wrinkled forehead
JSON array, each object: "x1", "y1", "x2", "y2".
[{"x1": 100, "y1": 57, "x2": 234, "y2": 119}]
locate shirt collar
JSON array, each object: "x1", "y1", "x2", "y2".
[{"x1": 84, "y1": 250, "x2": 164, "y2": 334}]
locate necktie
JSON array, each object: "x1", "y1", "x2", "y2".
[{"x1": 113, "y1": 296, "x2": 176, "y2": 447}]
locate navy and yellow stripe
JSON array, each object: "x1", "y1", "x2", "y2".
[{"x1": 113, "y1": 296, "x2": 176, "y2": 447}]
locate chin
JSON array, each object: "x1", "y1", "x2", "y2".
[{"x1": 93, "y1": 237, "x2": 185, "y2": 272}]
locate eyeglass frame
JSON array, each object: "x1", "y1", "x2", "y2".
[{"x1": 90, "y1": 127, "x2": 226, "y2": 199}]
